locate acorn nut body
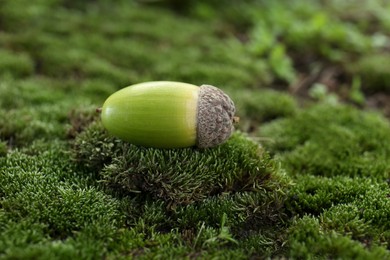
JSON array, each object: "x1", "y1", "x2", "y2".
[{"x1": 101, "y1": 81, "x2": 236, "y2": 148}]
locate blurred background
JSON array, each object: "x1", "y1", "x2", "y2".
[{"x1": 1, "y1": 0, "x2": 390, "y2": 135}]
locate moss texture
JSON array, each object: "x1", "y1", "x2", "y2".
[{"x1": 1, "y1": 0, "x2": 390, "y2": 259}]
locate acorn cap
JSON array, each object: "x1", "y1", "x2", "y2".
[{"x1": 196, "y1": 84, "x2": 236, "y2": 148}]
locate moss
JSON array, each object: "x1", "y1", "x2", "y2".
[
  {"x1": 0, "y1": 141, "x2": 7, "y2": 157},
  {"x1": 69, "y1": 121, "x2": 291, "y2": 258},
  {"x1": 0, "y1": 49, "x2": 34, "y2": 78},
  {"x1": 232, "y1": 89, "x2": 298, "y2": 132},
  {"x1": 2, "y1": 3, "x2": 269, "y2": 89},
  {"x1": 73, "y1": 122, "x2": 289, "y2": 205},
  {"x1": 286, "y1": 216, "x2": 390, "y2": 259},
  {"x1": 347, "y1": 53, "x2": 390, "y2": 92},
  {"x1": 66, "y1": 105, "x2": 101, "y2": 139},
  {"x1": 0, "y1": 142, "x2": 131, "y2": 258},
  {"x1": 287, "y1": 175, "x2": 390, "y2": 240},
  {"x1": 260, "y1": 102, "x2": 390, "y2": 257},
  {"x1": 0, "y1": 104, "x2": 70, "y2": 147},
  {"x1": 1, "y1": 142, "x2": 287, "y2": 257},
  {"x1": 286, "y1": 175, "x2": 383, "y2": 216},
  {"x1": 1, "y1": 0, "x2": 390, "y2": 258},
  {"x1": 261, "y1": 103, "x2": 390, "y2": 179},
  {"x1": 0, "y1": 77, "x2": 66, "y2": 110}
]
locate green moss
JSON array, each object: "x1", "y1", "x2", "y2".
[
  {"x1": 287, "y1": 175, "x2": 383, "y2": 216},
  {"x1": 348, "y1": 53, "x2": 390, "y2": 92},
  {"x1": 0, "y1": 77, "x2": 66, "y2": 110},
  {"x1": 66, "y1": 105, "x2": 101, "y2": 139},
  {"x1": 73, "y1": 122, "x2": 289, "y2": 206},
  {"x1": 69, "y1": 121, "x2": 291, "y2": 258},
  {"x1": 287, "y1": 175, "x2": 389, "y2": 233},
  {"x1": 0, "y1": 49, "x2": 34, "y2": 78},
  {"x1": 0, "y1": 141, "x2": 7, "y2": 157},
  {"x1": 286, "y1": 216, "x2": 390, "y2": 259},
  {"x1": 0, "y1": 142, "x2": 131, "y2": 258},
  {"x1": 232, "y1": 89, "x2": 298, "y2": 132},
  {"x1": 1, "y1": 0, "x2": 390, "y2": 258},
  {"x1": 0, "y1": 104, "x2": 70, "y2": 147},
  {"x1": 261, "y1": 103, "x2": 390, "y2": 179},
  {"x1": 2, "y1": 4, "x2": 269, "y2": 89}
]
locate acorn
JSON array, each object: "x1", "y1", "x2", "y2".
[{"x1": 100, "y1": 81, "x2": 237, "y2": 148}]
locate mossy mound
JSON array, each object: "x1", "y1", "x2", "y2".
[
  {"x1": 73, "y1": 120, "x2": 289, "y2": 212},
  {"x1": 71, "y1": 122, "x2": 291, "y2": 257}
]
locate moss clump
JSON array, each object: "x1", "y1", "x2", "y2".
[
  {"x1": 0, "y1": 141, "x2": 7, "y2": 157},
  {"x1": 0, "y1": 141, "x2": 130, "y2": 258},
  {"x1": 0, "y1": 105, "x2": 70, "y2": 147},
  {"x1": 348, "y1": 53, "x2": 390, "y2": 92},
  {"x1": 73, "y1": 122, "x2": 289, "y2": 206},
  {"x1": 70, "y1": 121, "x2": 290, "y2": 257},
  {"x1": 0, "y1": 77, "x2": 67, "y2": 110},
  {"x1": 232, "y1": 89, "x2": 298, "y2": 132},
  {"x1": 0, "y1": 49, "x2": 34, "y2": 78},
  {"x1": 286, "y1": 216, "x2": 389, "y2": 259},
  {"x1": 287, "y1": 175, "x2": 390, "y2": 245},
  {"x1": 261, "y1": 103, "x2": 390, "y2": 180},
  {"x1": 66, "y1": 106, "x2": 101, "y2": 139},
  {"x1": 4, "y1": 117, "x2": 288, "y2": 258}
]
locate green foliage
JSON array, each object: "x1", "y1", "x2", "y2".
[
  {"x1": 245, "y1": 0, "x2": 389, "y2": 90},
  {"x1": 268, "y1": 44, "x2": 296, "y2": 83},
  {"x1": 69, "y1": 121, "x2": 291, "y2": 258},
  {"x1": 249, "y1": 1, "x2": 374, "y2": 61},
  {"x1": 261, "y1": 103, "x2": 390, "y2": 179}
]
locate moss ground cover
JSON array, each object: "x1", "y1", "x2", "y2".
[{"x1": 1, "y1": 0, "x2": 390, "y2": 258}]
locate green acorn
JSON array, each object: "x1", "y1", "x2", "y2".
[{"x1": 100, "y1": 81, "x2": 237, "y2": 148}]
